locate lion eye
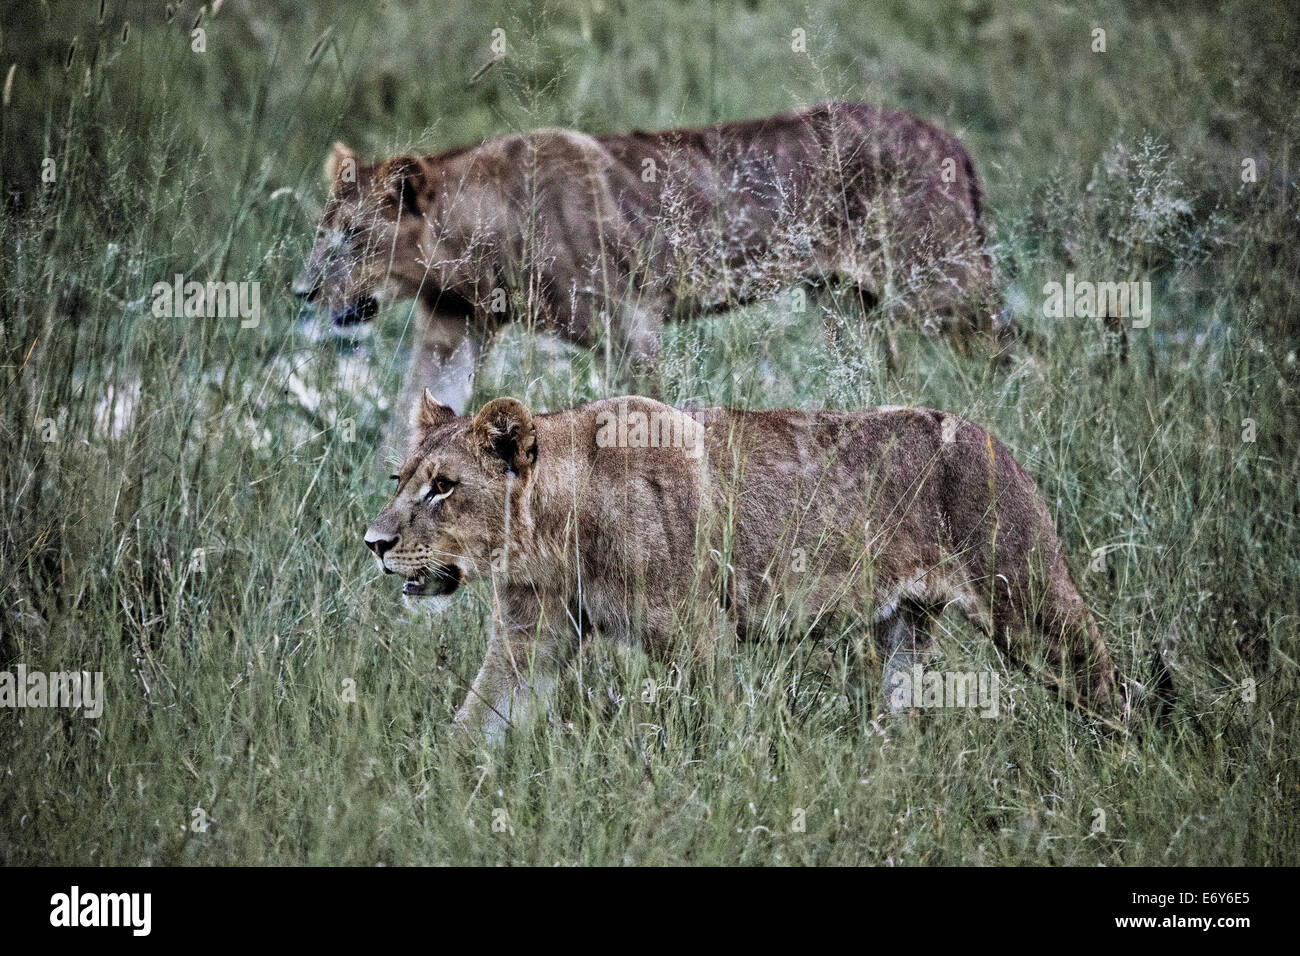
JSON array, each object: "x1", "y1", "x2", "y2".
[{"x1": 425, "y1": 476, "x2": 457, "y2": 503}]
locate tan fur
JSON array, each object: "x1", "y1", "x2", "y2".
[
  {"x1": 364, "y1": 394, "x2": 1118, "y2": 741},
  {"x1": 297, "y1": 103, "x2": 1004, "y2": 441}
]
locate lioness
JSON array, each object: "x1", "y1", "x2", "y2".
[
  {"x1": 297, "y1": 103, "x2": 1004, "y2": 445},
  {"x1": 364, "y1": 393, "x2": 1123, "y2": 741}
]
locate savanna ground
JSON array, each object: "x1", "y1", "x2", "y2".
[{"x1": 1, "y1": 0, "x2": 1297, "y2": 865}]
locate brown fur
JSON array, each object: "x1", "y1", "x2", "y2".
[
  {"x1": 364, "y1": 393, "x2": 1118, "y2": 741},
  {"x1": 297, "y1": 103, "x2": 1005, "y2": 443}
]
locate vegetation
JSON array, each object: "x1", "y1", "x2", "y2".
[{"x1": 1, "y1": 0, "x2": 1296, "y2": 864}]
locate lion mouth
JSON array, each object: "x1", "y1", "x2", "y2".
[
  {"x1": 296, "y1": 300, "x2": 374, "y2": 345},
  {"x1": 402, "y1": 564, "x2": 462, "y2": 598},
  {"x1": 331, "y1": 296, "x2": 379, "y2": 328}
]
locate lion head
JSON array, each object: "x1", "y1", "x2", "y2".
[
  {"x1": 363, "y1": 391, "x2": 538, "y2": 609},
  {"x1": 294, "y1": 142, "x2": 509, "y2": 335},
  {"x1": 293, "y1": 143, "x2": 438, "y2": 331}
]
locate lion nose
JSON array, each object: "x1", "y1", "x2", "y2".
[{"x1": 364, "y1": 530, "x2": 399, "y2": 565}]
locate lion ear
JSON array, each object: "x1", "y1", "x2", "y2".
[
  {"x1": 375, "y1": 156, "x2": 426, "y2": 217},
  {"x1": 471, "y1": 397, "x2": 537, "y2": 479},
  {"x1": 325, "y1": 142, "x2": 361, "y2": 195},
  {"x1": 411, "y1": 388, "x2": 456, "y2": 443}
]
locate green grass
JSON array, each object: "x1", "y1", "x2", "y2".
[{"x1": 1, "y1": 0, "x2": 1297, "y2": 865}]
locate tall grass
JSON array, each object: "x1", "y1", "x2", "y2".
[{"x1": 0, "y1": 0, "x2": 1296, "y2": 864}]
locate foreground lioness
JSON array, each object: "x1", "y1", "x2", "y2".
[
  {"x1": 298, "y1": 102, "x2": 1003, "y2": 441},
  {"x1": 365, "y1": 393, "x2": 1121, "y2": 741}
]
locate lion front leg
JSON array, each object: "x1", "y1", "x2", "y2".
[
  {"x1": 453, "y1": 589, "x2": 574, "y2": 745},
  {"x1": 385, "y1": 307, "x2": 483, "y2": 461},
  {"x1": 609, "y1": 295, "x2": 667, "y2": 398},
  {"x1": 876, "y1": 602, "x2": 936, "y2": 714}
]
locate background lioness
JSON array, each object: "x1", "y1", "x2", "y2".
[
  {"x1": 296, "y1": 102, "x2": 1003, "y2": 445},
  {"x1": 365, "y1": 392, "x2": 1119, "y2": 741}
]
